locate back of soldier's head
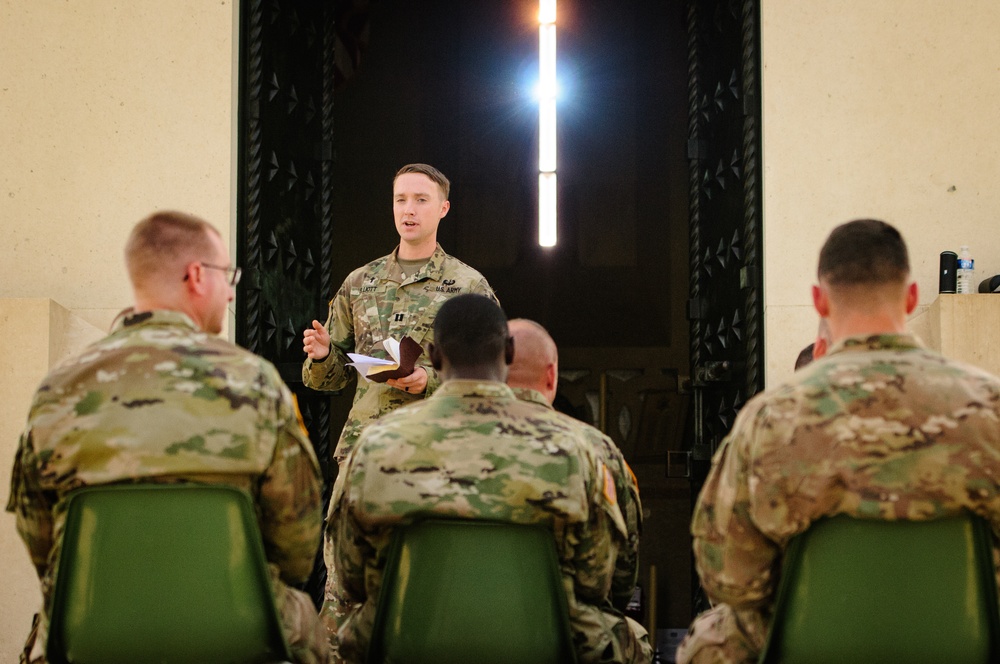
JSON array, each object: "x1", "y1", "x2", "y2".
[
  {"x1": 125, "y1": 211, "x2": 218, "y2": 290},
  {"x1": 434, "y1": 294, "x2": 508, "y2": 370},
  {"x1": 818, "y1": 219, "x2": 910, "y2": 287},
  {"x1": 507, "y1": 319, "x2": 557, "y2": 381}
]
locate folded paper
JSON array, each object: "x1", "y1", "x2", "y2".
[{"x1": 347, "y1": 336, "x2": 423, "y2": 383}]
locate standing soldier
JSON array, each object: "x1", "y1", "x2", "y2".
[{"x1": 301, "y1": 163, "x2": 496, "y2": 464}]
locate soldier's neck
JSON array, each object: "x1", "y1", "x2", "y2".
[{"x1": 398, "y1": 239, "x2": 436, "y2": 261}]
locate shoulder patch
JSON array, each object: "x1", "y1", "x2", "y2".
[
  {"x1": 291, "y1": 393, "x2": 310, "y2": 440},
  {"x1": 602, "y1": 462, "x2": 618, "y2": 506},
  {"x1": 623, "y1": 460, "x2": 639, "y2": 495}
]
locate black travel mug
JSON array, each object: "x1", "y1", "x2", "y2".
[{"x1": 939, "y1": 251, "x2": 957, "y2": 294}]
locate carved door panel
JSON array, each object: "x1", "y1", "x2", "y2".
[
  {"x1": 686, "y1": 0, "x2": 764, "y2": 479},
  {"x1": 236, "y1": 0, "x2": 335, "y2": 605}
]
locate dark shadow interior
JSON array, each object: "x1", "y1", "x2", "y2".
[{"x1": 330, "y1": 0, "x2": 695, "y2": 634}]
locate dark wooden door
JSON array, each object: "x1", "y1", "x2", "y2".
[
  {"x1": 685, "y1": 0, "x2": 764, "y2": 610},
  {"x1": 235, "y1": 0, "x2": 336, "y2": 606}
]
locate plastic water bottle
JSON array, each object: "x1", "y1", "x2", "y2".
[{"x1": 957, "y1": 245, "x2": 975, "y2": 294}]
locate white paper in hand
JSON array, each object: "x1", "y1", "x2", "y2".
[{"x1": 347, "y1": 337, "x2": 417, "y2": 383}]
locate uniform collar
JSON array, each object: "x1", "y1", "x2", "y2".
[
  {"x1": 828, "y1": 332, "x2": 925, "y2": 356},
  {"x1": 386, "y1": 243, "x2": 448, "y2": 284},
  {"x1": 433, "y1": 379, "x2": 516, "y2": 400},
  {"x1": 510, "y1": 386, "x2": 552, "y2": 408},
  {"x1": 111, "y1": 309, "x2": 200, "y2": 333}
]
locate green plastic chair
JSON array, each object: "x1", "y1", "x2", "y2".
[
  {"x1": 367, "y1": 518, "x2": 577, "y2": 664},
  {"x1": 759, "y1": 513, "x2": 1000, "y2": 664},
  {"x1": 46, "y1": 483, "x2": 293, "y2": 664}
]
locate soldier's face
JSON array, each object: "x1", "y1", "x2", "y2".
[
  {"x1": 202, "y1": 233, "x2": 235, "y2": 335},
  {"x1": 393, "y1": 173, "x2": 449, "y2": 249}
]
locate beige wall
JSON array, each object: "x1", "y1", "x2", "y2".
[
  {"x1": 1, "y1": 0, "x2": 237, "y2": 330},
  {"x1": 0, "y1": 0, "x2": 236, "y2": 657},
  {"x1": 0, "y1": 300, "x2": 106, "y2": 656},
  {"x1": 4, "y1": 0, "x2": 1000, "y2": 656},
  {"x1": 762, "y1": 0, "x2": 1000, "y2": 385}
]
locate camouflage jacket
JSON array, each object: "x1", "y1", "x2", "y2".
[
  {"x1": 327, "y1": 380, "x2": 637, "y2": 663},
  {"x1": 7, "y1": 309, "x2": 323, "y2": 650},
  {"x1": 512, "y1": 387, "x2": 643, "y2": 609},
  {"x1": 302, "y1": 244, "x2": 496, "y2": 461},
  {"x1": 691, "y1": 333, "x2": 1000, "y2": 652}
]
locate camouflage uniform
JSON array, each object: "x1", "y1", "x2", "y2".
[
  {"x1": 6, "y1": 310, "x2": 327, "y2": 664},
  {"x1": 512, "y1": 386, "x2": 644, "y2": 609},
  {"x1": 325, "y1": 380, "x2": 653, "y2": 663},
  {"x1": 302, "y1": 243, "x2": 496, "y2": 462},
  {"x1": 677, "y1": 334, "x2": 1000, "y2": 664}
]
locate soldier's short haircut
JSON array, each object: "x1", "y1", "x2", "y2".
[
  {"x1": 394, "y1": 163, "x2": 450, "y2": 200},
  {"x1": 434, "y1": 294, "x2": 507, "y2": 369},
  {"x1": 818, "y1": 218, "x2": 909, "y2": 286},
  {"x1": 125, "y1": 211, "x2": 218, "y2": 286}
]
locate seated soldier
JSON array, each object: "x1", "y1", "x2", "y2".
[
  {"x1": 506, "y1": 317, "x2": 644, "y2": 614},
  {"x1": 677, "y1": 219, "x2": 1000, "y2": 663},
  {"x1": 326, "y1": 294, "x2": 652, "y2": 663},
  {"x1": 7, "y1": 211, "x2": 327, "y2": 664}
]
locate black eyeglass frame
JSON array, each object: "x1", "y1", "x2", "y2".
[{"x1": 183, "y1": 262, "x2": 242, "y2": 287}]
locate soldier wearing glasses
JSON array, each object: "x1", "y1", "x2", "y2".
[{"x1": 8, "y1": 211, "x2": 328, "y2": 664}]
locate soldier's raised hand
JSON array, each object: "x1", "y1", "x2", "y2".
[{"x1": 303, "y1": 320, "x2": 331, "y2": 360}]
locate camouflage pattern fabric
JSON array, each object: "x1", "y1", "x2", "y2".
[
  {"x1": 302, "y1": 243, "x2": 496, "y2": 462},
  {"x1": 6, "y1": 310, "x2": 327, "y2": 664},
  {"x1": 324, "y1": 380, "x2": 652, "y2": 664},
  {"x1": 678, "y1": 334, "x2": 1000, "y2": 664},
  {"x1": 512, "y1": 386, "x2": 644, "y2": 609}
]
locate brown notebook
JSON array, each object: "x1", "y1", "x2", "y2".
[{"x1": 346, "y1": 336, "x2": 423, "y2": 383}]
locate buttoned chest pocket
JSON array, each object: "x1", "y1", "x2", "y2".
[
  {"x1": 351, "y1": 283, "x2": 393, "y2": 352},
  {"x1": 399, "y1": 288, "x2": 453, "y2": 346}
]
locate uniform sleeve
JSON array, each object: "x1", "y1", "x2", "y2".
[
  {"x1": 422, "y1": 363, "x2": 442, "y2": 395},
  {"x1": 7, "y1": 429, "x2": 55, "y2": 578},
  {"x1": 472, "y1": 277, "x2": 498, "y2": 305},
  {"x1": 257, "y1": 385, "x2": 324, "y2": 585},
  {"x1": 572, "y1": 446, "x2": 628, "y2": 605},
  {"x1": 327, "y1": 444, "x2": 375, "y2": 664},
  {"x1": 607, "y1": 445, "x2": 642, "y2": 610},
  {"x1": 691, "y1": 405, "x2": 780, "y2": 608},
  {"x1": 580, "y1": 427, "x2": 641, "y2": 609},
  {"x1": 330, "y1": 449, "x2": 368, "y2": 610},
  {"x1": 303, "y1": 278, "x2": 355, "y2": 392}
]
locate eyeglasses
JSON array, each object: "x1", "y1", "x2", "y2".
[{"x1": 184, "y1": 262, "x2": 242, "y2": 287}]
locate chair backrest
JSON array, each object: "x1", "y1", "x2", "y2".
[
  {"x1": 368, "y1": 518, "x2": 577, "y2": 664},
  {"x1": 46, "y1": 483, "x2": 292, "y2": 664},
  {"x1": 759, "y1": 513, "x2": 1000, "y2": 664}
]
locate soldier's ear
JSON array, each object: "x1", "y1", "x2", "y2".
[
  {"x1": 905, "y1": 281, "x2": 918, "y2": 314},
  {"x1": 812, "y1": 284, "x2": 830, "y2": 317},
  {"x1": 429, "y1": 342, "x2": 443, "y2": 371},
  {"x1": 504, "y1": 336, "x2": 515, "y2": 366}
]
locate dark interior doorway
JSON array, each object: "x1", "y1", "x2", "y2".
[
  {"x1": 330, "y1": 0, "x2": 694, "y2": 636},
  {"x1": 236, "y1": 0, "x2": 765, "y2": 653}
]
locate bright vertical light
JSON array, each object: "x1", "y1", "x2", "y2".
[
  {"x1": 539, "y1": 172, "x2": 557, "y2": 247},
  {"x1": 539, "y1": 100, "x2": 556, "y2": 172},
  {"x1": 538, "y1": 0, "x2": 557, "y2": 246},
  {"x1": 539, "y1": 24, "x2": 557, "y2": 99},
  {"x1": 539, "y1": 0, "x2": 556, "y2": 23}
]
